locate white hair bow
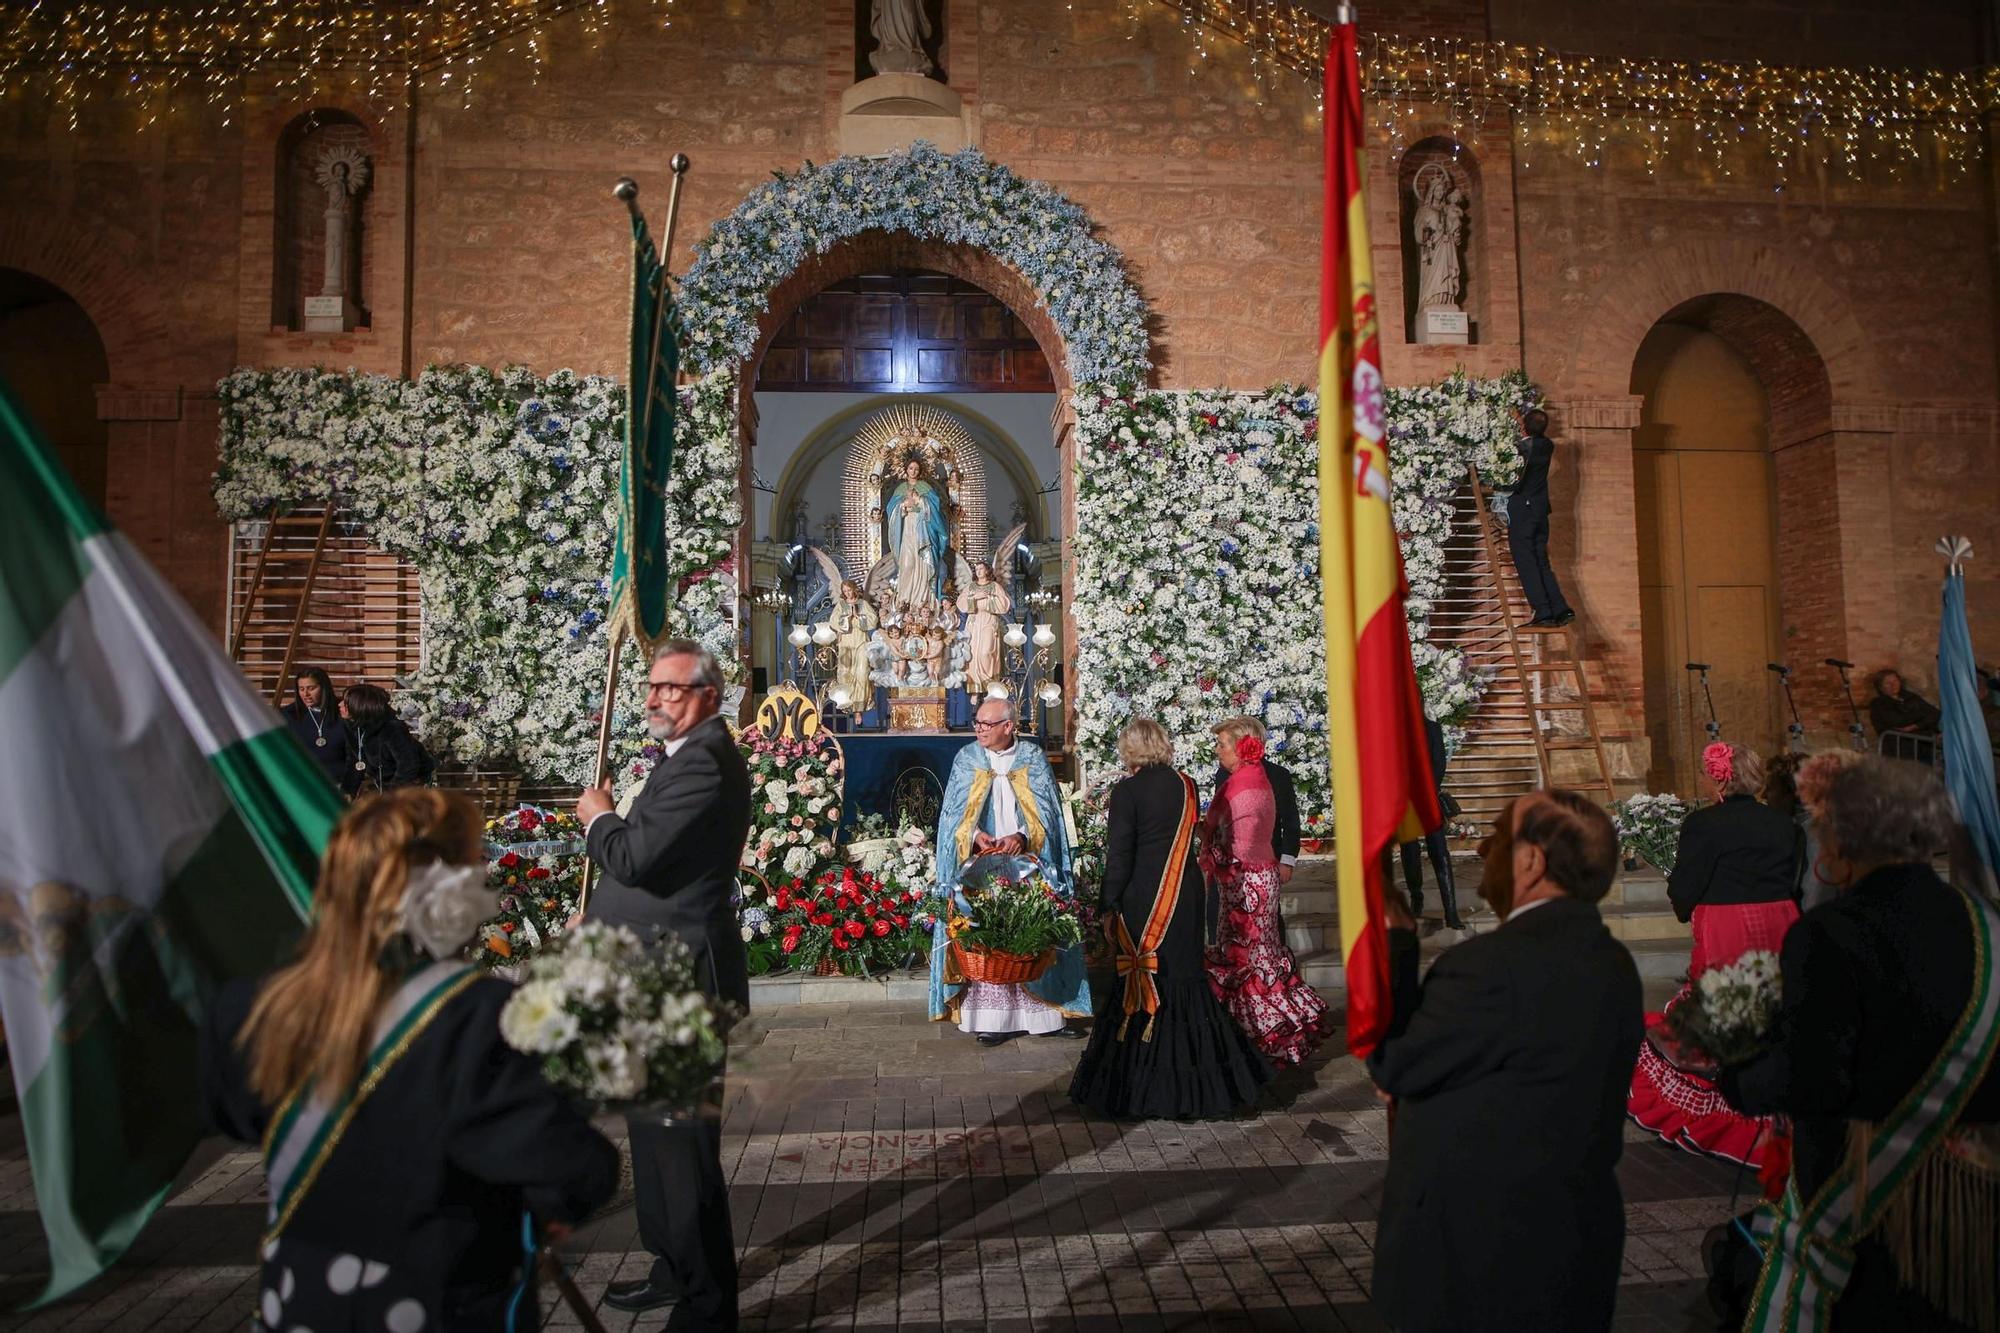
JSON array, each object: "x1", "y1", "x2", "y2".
[{"x1": 399, "y1": 861, "x2": 495, "y2": 960}]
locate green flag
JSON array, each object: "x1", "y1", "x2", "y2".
[
  {"x1": 610, "y1": 208, "x2": 677, "y2": 654},
  {"x1": 0, "y1": 377, "x2": 341, "y2": 1304}
]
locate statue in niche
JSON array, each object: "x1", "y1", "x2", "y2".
[
  {"x1": 1412, "y1": 164, "x2": 1466, "y2": 312},
  {"x1": 882, "y1": 455, "x2": 950, "y2": 620},
  {"x1": 313, "y1": 145, "x2": 371, "y2": 301},
  {"x1": 869, "y1": 0, "x2": 934, "y2": 76}
]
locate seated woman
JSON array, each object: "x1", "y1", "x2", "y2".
[
  {"x1": 340, "y1": 682, "x2": 436, "y2": 797},
  {"x1": 1627, "y1": 742, "x2": 1801, "y2": 1166},
  {"x1": 202, "y1": 788, "x2": 619, "y2": 1330},
  {"x1": 1070, "y1": 719, "x2": 1270, "y2": 1120},
  {"x1": 1201, "y1": 718, "x2": 1328, "y2": 1067},
  {"x1": 1869, "y1": 667, "x2": 1941, "y2": 763},
  {"x1": 282, "y1": 665, "x2": 350, "y2": 790}
]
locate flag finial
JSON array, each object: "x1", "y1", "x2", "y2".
[{"x1": 1936, "y1": 534, "x2": 1974, "y2": 573}]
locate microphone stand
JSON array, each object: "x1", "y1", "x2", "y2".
[
  {"x1": 1826, "y1": 659, "x2": 1869, "y2": 752},
  {"x1": 1686, "y1": 663, "x2": 1722, "y2": 744},
  {"x1": 1768, "y1": 663, "x2": 1806, "y2": 753}
]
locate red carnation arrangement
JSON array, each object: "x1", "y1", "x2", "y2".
[{"x1": 755, "y1": 865, "x2": 927, "y2": 977}]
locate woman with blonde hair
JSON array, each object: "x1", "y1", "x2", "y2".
[
  {"x1": 1200, "y1": 716, "x2": 1327, "y2": 1066},
  {"x1": 201, "y1": 788, "x2": 618, "y2": 1330},
  {"x1": 1627, "y1": 741, "x2": 1801, "y2": 1167},
  {"x1": 1070, "y1": 718, "x2": 1270, "y2": 1118}
]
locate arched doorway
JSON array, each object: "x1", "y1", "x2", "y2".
[
  {"x1": 744, "y1": 264, "x2": 1063, "y2": 738},
  {"x1": 0, "y1": 268, "x2": 110, "y2": 507},
  {"x1": 1630, "y1": 294, "x2": 1831, "y2": 792}
]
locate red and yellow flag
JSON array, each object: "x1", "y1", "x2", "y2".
[{"x1": 1320, "y1": 18, "x2": 1442, "y2": 1061}]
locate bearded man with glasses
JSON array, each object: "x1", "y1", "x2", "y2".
[{"x1": 927, "y1": 696, "x2": 1093, "y2": 1045}]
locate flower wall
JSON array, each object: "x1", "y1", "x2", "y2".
[
  {"x1": 1071, "y1": 371, "x2": 1531, "y2": 814},
  {"x1": 215, "y1": 364, "x2": 740, "y2": 782}
]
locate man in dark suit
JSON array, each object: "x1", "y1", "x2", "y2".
[
  {"x1": 578, "y1": 639, "x2": 750, "y2": 1332},
  {"x1": 1504, "y1": 408, "x2": 1574, "y2": 627},
  {"x1": 1369, "y1": 789, "x2": 1641, "y2": 1333}
]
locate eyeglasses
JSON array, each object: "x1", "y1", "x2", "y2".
[
  {"x1": 972, "y1": 718, "x2": 1011, "y2": 730},
  {"x1": 646, "y1": 680, "x2": 707, "y2": 700}
]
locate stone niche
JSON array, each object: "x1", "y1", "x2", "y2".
[
  {"x1": 273, "y1": 109, "x2": 372, "y2": 334},
  {"x1": 841, "y1": 0, "x2": 971, "y2": 156},
  {"x1": 1398, "y1": 136, "x2": 1483, "y2": 346}
]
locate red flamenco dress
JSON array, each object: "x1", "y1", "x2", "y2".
[
  {"x1": 1202, "y1": 744, "x2": 1328, "y2": 1067},
  {"x1": 1627, "y1": 787, "x2": 1800, "y2": 1168}
]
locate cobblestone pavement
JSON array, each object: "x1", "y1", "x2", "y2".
[{"x1": 0, "y1": 981, "x2": 1749, "y2": 1332}]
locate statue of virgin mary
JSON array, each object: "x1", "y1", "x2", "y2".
[{"x1": 886, "y1": 456, "x2": 950, "y2": 617}]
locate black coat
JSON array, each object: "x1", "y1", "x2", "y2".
[
  {"x1": 282, "y1": 703, "x2": 350, "y2": 789},
  {"x1": 200, "y1": 973, "x2": 619, "y2": 1324},
  {"x1": 585, "y1": 714, "x2": 753, "y2": 1009},
  {"x1": 341, "y1": 717, "x2": 435, "y2": 797},
  {"x1": 1869, "y1": 689, "x2": 1940, "y2": 735},
  {"x1": 1101, "y1": 764, "x2": 1206, "y2": 978},
  {"x1": 1508, "y1": 433, "x2": 1556, "y2": 510},
  {"x1": 1210, "y1": 757, "x2": 1301, "y2": 860},
  {"x1": 1666, "y1": 794, "x2": 1803, "y2": 922},
  {"x1": 1721, "y1": 863, "x2": 2000, "y2": 1201},
  {"x1": 1368, "y1": 898, "x2": 1642, "y2": 1333}
]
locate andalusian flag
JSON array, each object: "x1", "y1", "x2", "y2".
[
  {"x1": 0, "y1": 380, "x2": 338, "y2": 1303},
  {"x1": 1320, "y1": 18, "x2": 1441, "y2": 1060},
  {"x1": 609, "y1": 200, "x2": 678, "y2": 655}
]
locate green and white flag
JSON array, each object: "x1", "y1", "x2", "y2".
[{"x1": 0, "y1": 379, "x2": 340, "y2": 1304}]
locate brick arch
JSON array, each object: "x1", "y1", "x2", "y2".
[
  {"x1": 746, "y1": 231, "x2": 1074, "y2": 401},
  {"x1": 1553, "y1": 237, "x2": 1886, "y2": 417},
  {"x1": 0, "y1": 215, "x2": 169, "y2": 383}
]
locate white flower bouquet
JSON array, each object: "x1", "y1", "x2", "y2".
[
  {"x1": 499, "y1": 922, "x2": 729, "y2": 1113},
  {"x1": 1610, "y1": 792, "x2": 1692, "y2": 873},
  {"x1": 1655, "y1": 950, "x2": 1783, "y2": 1074}
]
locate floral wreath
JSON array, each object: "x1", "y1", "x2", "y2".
[{"x1": 677, "y1": 141, "x2": 1151, "y2": 389}]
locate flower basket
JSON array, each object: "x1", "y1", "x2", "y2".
[
  {"x1": 950, "y1": 941, "x2": 1055, "y2": 986},
  {"x1": 814, "y1": 955, "x2": 841, "y2": 977}
]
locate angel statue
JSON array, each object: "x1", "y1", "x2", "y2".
[
  {"x1": 828, "y1": 579, "x2": 879, "y2": 710},
  {"x1": 313, "y1": 144, "x2": 371, "y2": 301},
  {"x1": 884, "y1": 455, "x2": 951, "y2": 619},
  {"x1": 955, "y1": 531, "x2": 1021, "y2": 697}
]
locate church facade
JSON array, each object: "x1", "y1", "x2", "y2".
[{"x1": 2, "y1": 0, "x2": 1995, "y2": 796}]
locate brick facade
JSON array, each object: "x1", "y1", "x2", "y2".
[{"x1": 1, "y1": 0, "x2": 1994, "y2": 778}]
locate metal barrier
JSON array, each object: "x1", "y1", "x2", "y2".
[{"x1": 1878, "y1": 731, "x2": 1942, "y2": 767}]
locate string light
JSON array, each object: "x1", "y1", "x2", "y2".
[
  {"x1": 0, "y1": 1, "x2": 674, "y2": 128},
  {"x1": 1134, "y1": 0, "x2": 1999, "y2": 183}
]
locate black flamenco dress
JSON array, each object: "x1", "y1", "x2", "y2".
[{"x1": 1069, "y1": 763, "x2": 1271, "y2": 1119}]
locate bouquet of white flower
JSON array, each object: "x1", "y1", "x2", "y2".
[
  {"x1": 1656, "y1": 949, "x2": 1783, "y2": 1074},
  {"x1": 499, "y1": 921, "x2": 729, "y2": 1111},
  {"x1": 1610, "y1": 792, "x2": 1692, "y2": 873}
]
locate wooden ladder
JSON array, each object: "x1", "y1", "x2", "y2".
[
  {"x1": 228, "y1": 506, "x2": 335, "y2": 706},
  {"x1": 1463, "y1": 466, "x2": 1617, "y2": 804}
]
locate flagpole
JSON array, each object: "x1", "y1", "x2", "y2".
[{"x1": 581, "y1": 156, "x2": 690, "y2": 914}]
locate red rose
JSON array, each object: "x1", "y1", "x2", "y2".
[
  {"x1": 833, "y1": 934, "x2": 850, "y2": 950},
  {"x1": 498, "y1": 852, "x2": 521, "y2": 868},
  {"x1": 501, "y1": 922, "x2": 516, "y2": 933},
  {"x1": 781, "y1": 932, "x2": 801, "y2": 955},
  {"x1": 518, "y1": 810, "x2": 541, "y2": 831},
  {"x1": 863, "y1": 902, "x2": 878, "y2": 917},
  {"x1": 775, "y1": 891, "x2": 791, "y2": 911},
  {"x1": 845, "y1": 920, "x2": 865, "y2": 938},
  {"x1": 813, "y1": 911, "x2": 834, "y2": 926},
  {"x1": 1237, "y1": 735, "x2": 1265, "y2": 764},
  {"x1": 526, "y1": 867, "x2": 551, "y2": 880},
  {"x1": 872, "y1": 919, "x2": 891, "y2": 937}
]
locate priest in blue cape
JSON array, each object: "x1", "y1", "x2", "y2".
[{"x1": 929, "y1": 696, "x2": 1092, "y2": 1045}]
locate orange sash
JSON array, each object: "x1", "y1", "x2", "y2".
[{"x1": 1110, "y1": 770, "x2": 1199, "y2": 1041}]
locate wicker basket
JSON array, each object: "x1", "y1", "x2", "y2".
[
  {"x1": 814, "y1": 955, "x2": 842, "y2": 977},
  {"x1": 951, "y1": 941, "x2": 1056, "y2": 986}
]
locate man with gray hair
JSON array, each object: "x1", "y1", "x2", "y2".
[{"x1": 578, "y1": 639, "x2": 749, "y2": 1330}]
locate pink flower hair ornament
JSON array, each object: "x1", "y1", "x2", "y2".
[{"x1": 1701, "y1": 741, "x2": 1735, "y2": 789}]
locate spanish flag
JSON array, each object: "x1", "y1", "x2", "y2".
[{"x1": 1320, "y1": 17, "x2": 1441, "y2": 1060}]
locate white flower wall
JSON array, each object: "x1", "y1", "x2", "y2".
[{"x1": 215, "y1": 365, "x2": 740, "y2": 782}]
